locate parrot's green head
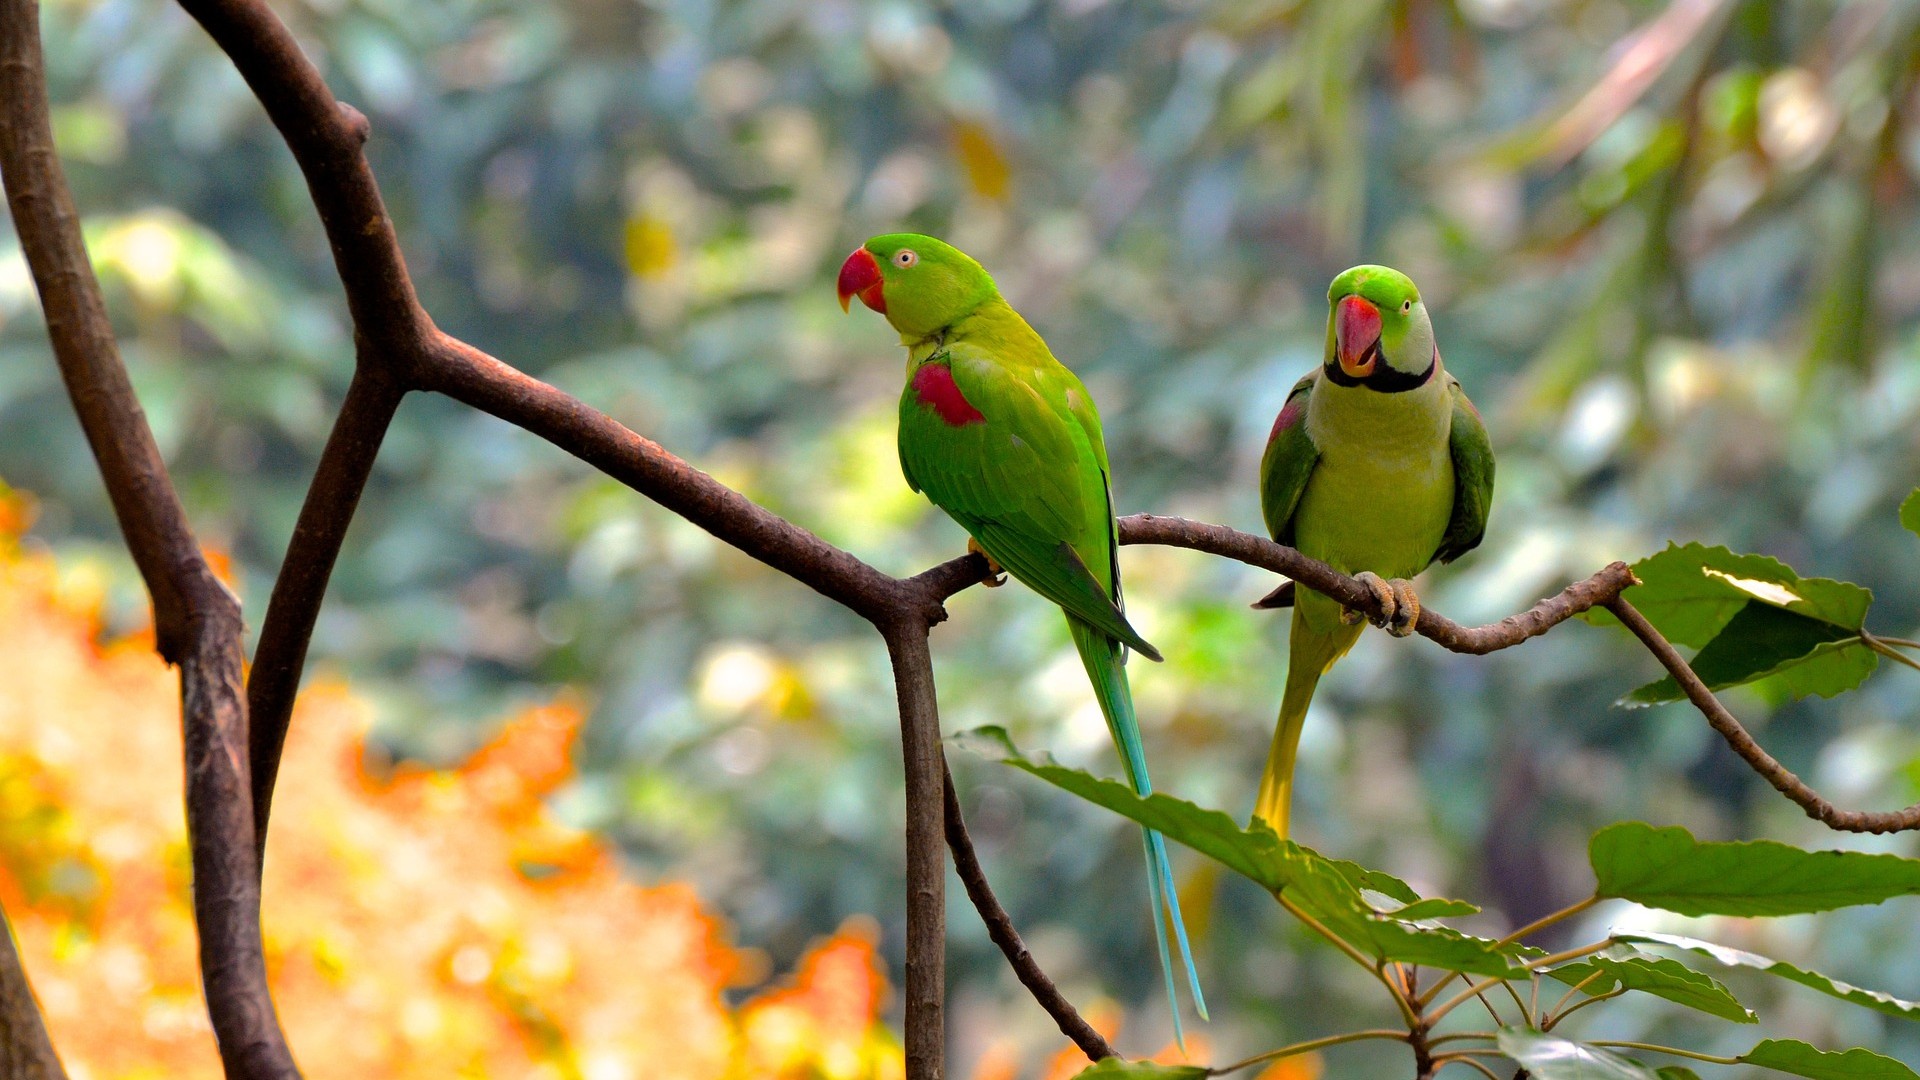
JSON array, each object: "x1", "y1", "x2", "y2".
[
  {"x1": 837, "y1": 233, "x2": 999, "y2": 341},
  {"x1": 1323, "y1": 265, "x2": 1437, "y2": 392}
]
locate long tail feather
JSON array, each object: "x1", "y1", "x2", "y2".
[
  {"x1": 1069, "y1": 619, "x2": 1207, "y2": 1044},
  {"x1": 1254, "y1": 606, "x2": 1362, "y2": 837}
]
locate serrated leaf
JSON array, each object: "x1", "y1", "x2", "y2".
[
  {"x1": 1588, "y1": 543, "x2": 1871, "y2": 647},
  {"x1": 1591, "y1": 822, "x2": 1920, "y2": 916},
  {"x1": 1550, "y1": 951, "x2": 1754, "y2": 1022},
  {"x1": 1618, "y1": 931, "x2": 1920, "y2": 1022},
  {"x1": 1069, "y1": 1060, "x2": 1207, "y2": 1079},
  {"x1": 1497, "y1": 1028, "x2": 1660, "y2": 1079},
  {"x1": 1621, "y1": 603, "x2": 1872, "y2": 706},
  {"x1": 1901, "y1": 488, "x2": 1920, "y2": 538},
  {"x1": 959, "y1": 727, "x2": 1522, "y2": 976},
  {"x1": 1740, "y1": 1039, "x2": 1920, "y2": 1079}
]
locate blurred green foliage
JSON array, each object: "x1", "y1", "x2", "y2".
[{"x1": 6, "y1": 0, "x2": 1920, "y2": 1070}]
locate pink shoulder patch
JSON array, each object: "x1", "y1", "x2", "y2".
[
  {"x1": 912, "y1": 363, "x2": 987, "y2": 426},
  {"x1": 1267, "y1": 395, "x2": 1307, "y2": 446}
]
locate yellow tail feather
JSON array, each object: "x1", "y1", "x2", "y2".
[{"x1": 1254, "y1": 605, "x2": 1362, "y2": 838}]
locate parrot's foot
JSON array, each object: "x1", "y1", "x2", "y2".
[
  {"x1": 967, "y1": 536, "x2": 1008, "y2": 588},
  {"x1": 1350, "y1": 572, "x2": 1421, "y2": 636}
]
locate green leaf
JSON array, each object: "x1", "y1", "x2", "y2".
[
  {"x1": 1598, "y1": 543, "x2": 1876, "y2": 705},
  {"x1": 1739, "y1": 1040, "x2": 1920, "y2": 1080},
  {"x1": 1590, "y1": 822, "x2": 1920, "y2": 916},
  {"x1": 1618, "y1": 931, "x2": 1920, "y2": 1022},
  {"x1": 1901, "y1": 488, "x2": 1920, "y2": 538},
  {"x1": 1657, "y1": 1070, "x2": 1704, "y2": 1080},
  {"x1": 1588, "y1": 543, "x2": 1866, "y2": 646},
  {"x1": 1550, "y1": 951, "x2": 1754, "y2": 1022},
  {"x1": 1621, "y1": 603, "x2": 1873, "y2": 706},
  {"x1": 959, "y1": 726, "x2": 1522, "y2": 976},
  {"x1": 1379, "y1": 897, "x2": 1481, "y2": 921},
  {"x1": 1497, "y1": 1028, "x2": 1660, "y2": 1079},
  {"x1": 1069, "y1": 1060, "x2": 1207, "y2": 1079}
]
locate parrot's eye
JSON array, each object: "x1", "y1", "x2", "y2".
[
  {"x1": 894, "y1": 250, "x2": 918, "y2": 268},
  {"x1": 1402, "y1": 300, "x2": 1413, "y2": 312}
]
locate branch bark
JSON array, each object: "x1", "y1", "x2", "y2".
[
  {"x1": 1607, "y1": 596, "x2": 1920, "y2": 833},
  {"x1": 0, "y1": 904, "x2": 67, "y2": 1080},
  {"x1": 944, "y1": 761, "x2": 1116, "y2": 1062},
  {"x1": 885, "y1": 624, "x2": 949, "y2": 1080},
  {"x1": 0, "y1": 1, "x2": 298, "y2": 1076}
]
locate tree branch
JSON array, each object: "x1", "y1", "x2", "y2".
[
  {"x1": 943, "y1": 760, "x2": 1116, "y2": 1062},
  {"x1": 1606, "y1": 596, "x2": 1920, "y2": 833},
  {"x1": 247, "y1": 366, "x2": 405, "y2": 865},
  {"x1": 0, "y1": 1, "x2": 298, "y2": 1075},
  {"x1": 0, "y1": 903, "x2": 67, "y2": 1080},
  {"x1": 1115, "y1": 515, "x2": 1638, "y2": 654},
  {"x1": 884, "y1": 623, "x2": 948, "y2": 1080}
]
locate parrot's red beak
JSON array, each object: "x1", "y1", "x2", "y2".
[
  {"x1": 1334, "y1": 294, "x2": 1382, "y2": 379},
  {"x1": 837, "y1": 247, "x2": 886, "y2": 314}
]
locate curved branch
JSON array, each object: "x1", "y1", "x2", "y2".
[
  {"x1": 247, "y1": 366, "x2": 405, "y2": 864},
  {"x1": 1115, "y1": 515, "x2": 1638, "y2": 654},
  {"x1": 943, "y1": 761, "x2": 1116, "y2": 1062},
  {"x1": 0, "y1": 2, "x2": 298, "y2": 1075},
  {"x1": 1606, "y1": 597, "x2": 1920, "y2": 833}
]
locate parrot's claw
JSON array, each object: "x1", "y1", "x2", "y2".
[
  {"x1": 967, "y1": 537, "x2": 1008, "y2": 588},
  {"x1": 1349, "y1": 571, "x2": 1420, "y2": 635},
  {"x1": 1384, "y1": 578, "x2": 1420, "y2": 637}
]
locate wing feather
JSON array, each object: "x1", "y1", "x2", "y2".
[
  {"x1": 1259, "y1": 371, "x2": 1321, "y2": 545},
  {"x1": 1435, "y1": 375, "x2": 1494, "y2": 564}
]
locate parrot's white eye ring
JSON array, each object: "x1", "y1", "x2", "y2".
[
  {"x1": 1402, "y1": 299, "x2": 1412, "y2": 312},
  {"x1": 895, "y1": 250, "x2": 918, "y2": 268}
]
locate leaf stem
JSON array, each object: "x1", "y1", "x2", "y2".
[
  {"x1": 1274, "y1": 892, "x2": 1422, "y2": 1030},
  {"x1": 1540, "y1": 968, "x2": 1606, "y2": 1029},
  {"x1": 1416, "y1": 896, "x2": 1598, "y2": 1007},
  {"x1": 1544, "y1": 987, "x2": 1625, "y2": 1030},
  {"x1": 1588, "y1": 1041, "x2": 1740, "y2": 1065},
  {"x1": 1429, "y1": 1032, "x2": 1497, "y2": 1046},
  {"x1": 1424, "y1": 939, "x2": 1614, "y2": 1026},
  {"x1": 1432, "y1": 1053, "x2": 1503, "y2": 1079},
  {"x1": 1863, "y1": 632, "x2": 1920, "y2": 674},
  {"x1": 1206, "y1": 1029, "x2": 1409, "y2": 1076}
]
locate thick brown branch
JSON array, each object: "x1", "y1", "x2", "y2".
[
  {"x1": 1114, "y1": 515, "x2": 1637, "y2": 654},
  {"x1": 884, "y1": 623, "x2": 949, "y2": 1080},
  {"x1": 943, "y1": 761, "x2": 1117, "y2": 1062},
  {"x1": 0, "y1": 1, "x2": 299, "y2": 1075},
  {"x1": 0, "y1": 903, "x2": 67, "y2": 1080},
  {"x1": 1606, "y1": 597, "x2": 1920, "y2": 833},
  {"x1": 248, "y1": 367, "x2": 405, "y2": 865}
]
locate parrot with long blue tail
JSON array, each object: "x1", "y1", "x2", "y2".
[
  {"x1": 1254, "y1": 265, "x2": 1494, "y2": 838},
  {"x1": 837, "y1": 232, "x2": 1207, "y2": 1038}
]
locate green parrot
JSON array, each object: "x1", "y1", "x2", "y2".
[
  {"x1": 1254, "y1": 265, "x2": 1494, "y2": 838},
  {"x1": 837, "y1": 233, "x2": 1206, "y2": 1035}
]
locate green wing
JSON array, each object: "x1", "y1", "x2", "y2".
[
  {"x1": 1259, "y1": 371, "x2": 1321, "y2": 545},
  {"x1": 899, "y1": 345, "x2": 1161, "y2": 660},
  {"x1": 1434, "y1": 375, "x2": 1494, "y2": 564}
]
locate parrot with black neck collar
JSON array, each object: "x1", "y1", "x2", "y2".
[
  {"x1": 836, "y1": 232, "x2": 1207, "y2": 1039},
  {"x1": 1253, "y1": 265, "x2": 1494, "y2": 837}
]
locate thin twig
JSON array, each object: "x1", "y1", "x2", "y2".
[
  {"x1": 943, "y1": 761, "x2": 1115, "y2": 1061},
  {"x1": 1608, "y1": 596, "x2": 1920, "y2": 832},
  {"x1": 1540, "y1": 968, "x2": 1606, "y2": 1028}
]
